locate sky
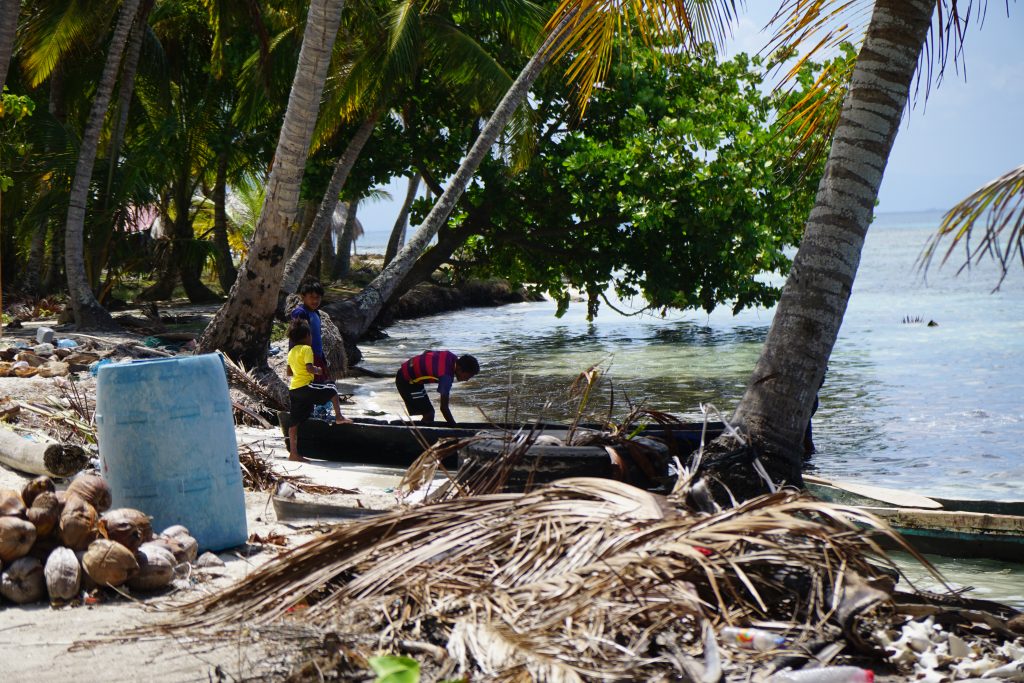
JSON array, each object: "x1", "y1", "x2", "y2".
[{"x1": 357, "y1": 4, "x2": 1023, "y2": 240}]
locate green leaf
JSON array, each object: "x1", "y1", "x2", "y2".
[{"x1": 368, "y1": 655, "x2": 421, "y2": 683}]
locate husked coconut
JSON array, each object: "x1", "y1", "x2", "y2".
[
  {"x1": 1, "y1": 556, "x2": 45, "y2": 604},
  {"x1": 161, "y1": 526, "x2": 198, "y2": 562},
  {"x1": 44, "y1": 547, "x2": 81, "y2": 601},
  {"x1": 59, "y1": 497, "x2": 97, "y2": 550},
  {"x1": 0, "y1": 489, "x2": 26, "y2": 518},
  {"x1": 0, "y1": 516, "x2": 37, "y2": 562},
  {"x1": 66, "y1": 475, "x2": 112, "y2": 512},
  {"x1": 129, "y1": 544, "x2": 175, "y2": 591},
  {"x1": 21, "y1": 476, "x2": 55, "y2": 507},
  {"x1": 27, "y1": 491, "x2": 60, "y2": 537},
  {"x1": 74, "y1": 550, "x2": 97, "y2": 591},
  {"x1": 99, "y1": 509, "x2": 153, "y2": 553},
  {"x1": 148, "y1": 536, "x2": 189, "y2": 564},
  {"x1": 82, "y1": 539, "x2": 138, "y2": 587}
]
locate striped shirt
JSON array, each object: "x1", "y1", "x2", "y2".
[{"x1": 399, "y1": 350, "x2": 458, "y2": 397}]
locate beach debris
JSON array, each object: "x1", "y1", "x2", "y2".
[
  {"x1": 0, "y1": 427, "x2": 89, "y2": 478},
  {"x1": 36, "y1": 327, "x2": 56, "y2": 344},
  {"x1": 21, "y1": 475, "x2": 55, "y2": 506},
  {"x1": 161, "y1": 525, "x2": 199, "y2": 563},
  {"x1": 238, "y1": 442, "x2": 354, "y2": 495},
  {"x1": 26, "y1": 491, "x2": 60, "y2": 537},
  {"x1": 195, "y1": 552, "x2": 225, "y2": 568},
  {"x1": 59, "y1": 496, "x2": 98, "y2": 550},
  {"x1": 767, "y1": 666, "x2": 874, "y2": 682}
]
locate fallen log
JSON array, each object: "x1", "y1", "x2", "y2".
[{"x1": 0, "y1": 428, "x2": 89, "y2": 478}]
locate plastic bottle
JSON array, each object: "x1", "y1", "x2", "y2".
[
  {"x1": 721, "y1": 626, "x2": 785, "y2": 651},
  {"x1": 767, "y1": 666, "x2": 874, "y2": 683},
  {"x1": 56, "y1": 339, "x2": 78, "y2": 349}
]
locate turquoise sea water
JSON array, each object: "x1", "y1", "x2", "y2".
[{"x1": 358, "y1": 212, "x2": 1024, "y2": 605}]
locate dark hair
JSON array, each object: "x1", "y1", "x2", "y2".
[
  {"x1": 456, "y1": 354, "x2": 480, "y2": 376},
  {"x1": 288, "y1": 318, "x2": 311, "y2": 346},
  {"x1": 299, "y1": 280, "x2": 324, "y2": 296}
]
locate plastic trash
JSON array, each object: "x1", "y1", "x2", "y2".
[
  {"x1": 31, "y1": 343, "x2": 55, "y2": 356},
  {"x1": 56, "y1": 339, "x2": 78, "y2": 349},
  {"x1": 89, "y1": 358, "x2": 113, "y2": 377},
  {"x1": 721, "y1": 627, "x2": 785, "y2": 651},
  {"x1": 268, "y1": 345, "x2": 281, "y2": 356},
  {"x1": 767, "y1": 666, "x2": 874, "y2": 683},
  {"x1": 35, "y1": 326, "x2": 56, "y2": 344}
]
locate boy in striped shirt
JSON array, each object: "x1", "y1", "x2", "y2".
[{"x1": 395, "y1": 350, "x2": 479, "y2": 425}]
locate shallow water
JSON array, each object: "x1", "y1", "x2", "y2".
[{"x1": 357, "y1": 211, "x2": 1024, "y2": 606}]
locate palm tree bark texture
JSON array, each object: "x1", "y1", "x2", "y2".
[
  {"x1": 64, "y1": 0, "x2": 141, "y2": 329},
  {"x1": 196, "y1": 0, "x2": 345, "y2": 368},
  {"x1": 700, "y1": 0, "x2": 938, "y2": 502}
]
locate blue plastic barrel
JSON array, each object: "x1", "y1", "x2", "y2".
[{"x1": 96, "y1": 354, "x2": 247, "y2": 551}]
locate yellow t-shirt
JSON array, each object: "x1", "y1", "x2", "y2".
[{"x1": 288, "y1": 344, "x2": 314, "y2": 389}]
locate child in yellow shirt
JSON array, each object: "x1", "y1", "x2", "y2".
[{"x1": 286, "y1": 319, "x2": 351, "y2": 461}]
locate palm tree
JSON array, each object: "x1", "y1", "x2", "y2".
[
  {"x1": 0, "y1": 0, "x2": 19, "y2": 92},
  {"x1": 196, "y1": 0, "x2": 346, "y2": 366},
  {"x1": 64, "y1": 0, "x2": 141, "y2": 329},
  {"x1": 384, "y1": 171, "x2": 420, "y2": 266},
  {"x1": 695, "y1": 0, "x2": 942, "y2": 499}
]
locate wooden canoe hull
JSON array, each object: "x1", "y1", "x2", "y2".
[
  {"x1": 282, "y1": 415, "x2": 724, "y2": 468},
  {"x1": 806, "y1": 478, "x2": 1024, "y2": 562}
]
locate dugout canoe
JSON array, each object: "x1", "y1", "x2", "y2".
[
  {"x1": 805, "y1": 475, "x2": 1024, "y2": 562},
  {"x1": 280, "y1": 414, "x2": 724, "y2": 468}
]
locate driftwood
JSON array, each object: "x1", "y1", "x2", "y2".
[{"x1": 0, "y1": 428, "x2": 89, "y2": 478}]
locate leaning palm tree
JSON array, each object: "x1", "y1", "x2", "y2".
[
  {"x1": 63, "y1": 0, "x2": 141, "y2": 329},
  {"x1": 699, "y1": 0, "x2": 987, "y2": 499},
  {"x1": 330, "y1": 0, "x2": 742, "y2": 341},
  {"x1": 196, "y1": 0, "x2": 346, "y2": 366}
]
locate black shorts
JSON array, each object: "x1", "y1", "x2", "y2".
[
  {"x1": 395, "y1": 373, "x2": 433, "y2": 416},
  {"x1": 289, "y1": 383, "x2": 338, "y2": 423}
]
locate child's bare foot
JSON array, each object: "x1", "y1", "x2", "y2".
[
  {"x1": 335, "y1": 416, "x2": 353, "y2": 425},
  {"x1": 288, "y1": 453, "x2": 308, "y2": 462}
]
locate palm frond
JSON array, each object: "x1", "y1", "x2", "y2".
[
  {"x1": 544, "y1": 0, "x2": 741, "y2": 111},
  {"x1": 18, "y1": 1, "x2": 113, "y2": 87},
  {"x1": 161, "y1": 477, "x2": 948, "y2": 682},
  {"x1": 919, "y1": 163, "x2": 1024, "y2": 286}
]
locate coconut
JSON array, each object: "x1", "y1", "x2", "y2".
[
  {"x1": 82, "y1": 539, "x2": 138, "y2": 587},
  {"x1": 66, "y1": 475, "x2": 112, "y2": 512},
  {"x1": 27, "y1": 491, "x2": 60, "y2": 537},
  {"x1": 0, "y1": 489, "x2": 26, "y2": 518},
  {"x1": 1, "y1": 556, "x2": 46, "y2": 604},
  {"x1": 161, "y1": 525, "x2": 198, "y2": 562},
  {"x1": 74, "y1": 550, "x2": 97, "y2": 592},
  {"x1": 129, "y1": 544, "x2": 176, "y2": 591},
  {"x1": 21, "y1": 476, "x2": 55, "y2": 507},
  {"x1": 0, "y1": 516, "x2": 37, "y2": 562},
  {"x1": 148, "y1": 536, "x2": 190, "y2": 565},
  {"x1": 44, "y1": 547, "x2": 82, "y2": 601},
  {"x1": 59, "y1": 497, "x2": 98, "y2": 551},
  {"x1": 99, "y1": 508, "x2": 153, "y2": 553}
]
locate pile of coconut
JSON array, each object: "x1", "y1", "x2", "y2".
[{"x1": 0, "y1": 474, "x2": 199, "y2": 605}]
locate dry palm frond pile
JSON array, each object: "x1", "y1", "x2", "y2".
[
  {"x1": 238, "y1": 443, "x2": 354, "y2": 496},
  {"x1": 165, "y1": 478, "x2": 945, "y2": 681}
]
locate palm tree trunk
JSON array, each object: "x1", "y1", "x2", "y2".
[
  {"x1": 280, "y1": 113, "x2": 378, "y2": 294},
  {"x1": 211, "y1": 149, "x2": 237, "y2": 292},
  {"x1": 64, "y1": 0, "x2": 141, "y2": 329},
  {"x1": 104, "y1": 0, "x2": 152, "y2": 206},
  {"x1": 332, "y1": 200, "x2": 359, "y2": 279},
  {"x1": 0, "y1": 0, "x2": 20, "y2": 93},
  {"x1": 331, "y1": 20, "x2": 565, "y2": 340},
  {"x1": 19, "y1": 220, "x2": 47, "y2": 294},
  {"x1": 714, "y1": 0, "x2": 937, "y2": 497},
  {"x1": 196, "y1": 0, "x2": 346, "y2": 367},
  {"x1": 384, "y1": 172, "x2": 421, "y2": 267}
]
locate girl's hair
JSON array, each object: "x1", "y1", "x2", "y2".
[{"x1": 288, "y1": 318, "x2": 311, "y2": 345}]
